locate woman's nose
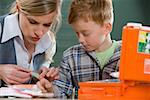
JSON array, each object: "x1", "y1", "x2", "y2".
[{"x1": 35, "y1": 25, "x2": 45, "y2": 37}]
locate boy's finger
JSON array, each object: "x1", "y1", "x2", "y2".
[
  {"x1": 37, "y1": 81, "x2": 47, "y2": 93},
  {"x1": 50, "y1": 68, "x2": 59, "y2": 77},
  {"x1": 46, "y1": 67, "x2": 57, "y2": 77},
  {"x1": 48, "y1": 67, "x2": 55, "y2": 76},
  {"x1": 54, "y1": 75, "x2": 59, "y2": 80},
  {"x1": 42, "y1": 78, "x2": 52, "y2": 92},
  {"x1": 44, "y1": 80, "x2": 53, "y2": 92}
]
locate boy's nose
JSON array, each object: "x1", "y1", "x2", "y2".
[{"x1": 78, "y1": 35, "x2": 85, "y2": 44}]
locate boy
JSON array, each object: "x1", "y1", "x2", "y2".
[{"x1": 37, "y1": 0, "x2": 121, "y2": 98}]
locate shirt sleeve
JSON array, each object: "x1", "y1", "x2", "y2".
[{"x1": 52, "y1": 53, "x2": 74, "y2": 98}]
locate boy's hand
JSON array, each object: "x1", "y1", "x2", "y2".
[
  {"x1": 37, "y1": 67, "x2": 59, "y2": 93},
  {"x1": 36, "y1": 78, "x2": 53, "y2": 93},
  {"x1": 46, "y1": 67, "x2": 59, "y2": 81}
]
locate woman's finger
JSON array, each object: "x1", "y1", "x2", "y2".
[{"x1": 39, "y1": 67, "x2": 49, "y2": 79}]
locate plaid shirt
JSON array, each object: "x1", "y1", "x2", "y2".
[{"x1": 53, "y1": 41, "x2": 122, "y2": 98}]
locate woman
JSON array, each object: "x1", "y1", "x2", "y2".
[{"x1": 0, "y1": 0, "x2": 61, "y2": 86}]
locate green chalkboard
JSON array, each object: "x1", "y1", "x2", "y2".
[{"x1": 0, "y1": 0, "x2": 14, "y2": 15}]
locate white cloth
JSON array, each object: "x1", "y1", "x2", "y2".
[{"x1": 0, "y1": 13, "x2": 56, "y2": 70}]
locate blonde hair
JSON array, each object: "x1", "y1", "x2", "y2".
[
  {"x1": 10, "y1": 0, "x2": 58, "y2": 16},
  {"x1": 68, "y1": 0, "x2": 114, "y2": 25},
  {"x1": 10, "y1": 0, "x2": 62, "y2": 65}
]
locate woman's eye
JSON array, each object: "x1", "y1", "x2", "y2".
[
  {"x1": 27, "y1": 18, "x2": 38, "y2": 25},
  {"x1": 43, "y1": 24, "x2": 51, "y2": 27},
  {"x1": 29, "y1": 20, "x2": 38, "y2": 24}
]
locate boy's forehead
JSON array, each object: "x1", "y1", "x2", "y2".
[
  {"x1": 73, "y1": 15, "x2": 102, "y2": 25},
  {"x1": 71, "y1": 19, "x2": 99, "y2": 30},
  {"x1": 73, "y1": 18, "x2": 99, "y2": 25},
  {"x1": 77, "y1": 16, "x2": 90, "y2": 23}
]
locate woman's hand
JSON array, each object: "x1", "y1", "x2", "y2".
[
  {"x1": 0, "y1": 64, "x2": 31, "y2": 85},
  {"x1": 39, "y1": 67, "x2": 59, "y2": 81},
  {"x1": 38, "y1": 67, "x2": 49, "y2": 79}
]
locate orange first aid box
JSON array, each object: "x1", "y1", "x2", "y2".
[{"x1": 78, "y1": 23, "x2": 150, "y2": 100}]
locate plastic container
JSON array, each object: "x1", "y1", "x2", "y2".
[
  {"x1": 120, "y1": 23, "x2": 150, "y2": 82},
  {"x1": 79, "y1": 81, "x2": 150, "y2": 100}
]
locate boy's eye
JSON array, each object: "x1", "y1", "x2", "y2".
[{"x1": 83, "y1": 33, "x2": 89, "y2": 36}]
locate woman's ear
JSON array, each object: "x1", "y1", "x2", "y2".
[{"x1": 16, "y1": 2, "x2": 20, "y2": 12}]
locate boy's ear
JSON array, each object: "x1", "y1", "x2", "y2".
[{"x1": 103, "y1": 23, "x2": 112, "y2": 35}]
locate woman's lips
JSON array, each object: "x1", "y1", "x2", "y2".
[{"x1": 32, "y1": 37, "x2": 40, "y2": 41}]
